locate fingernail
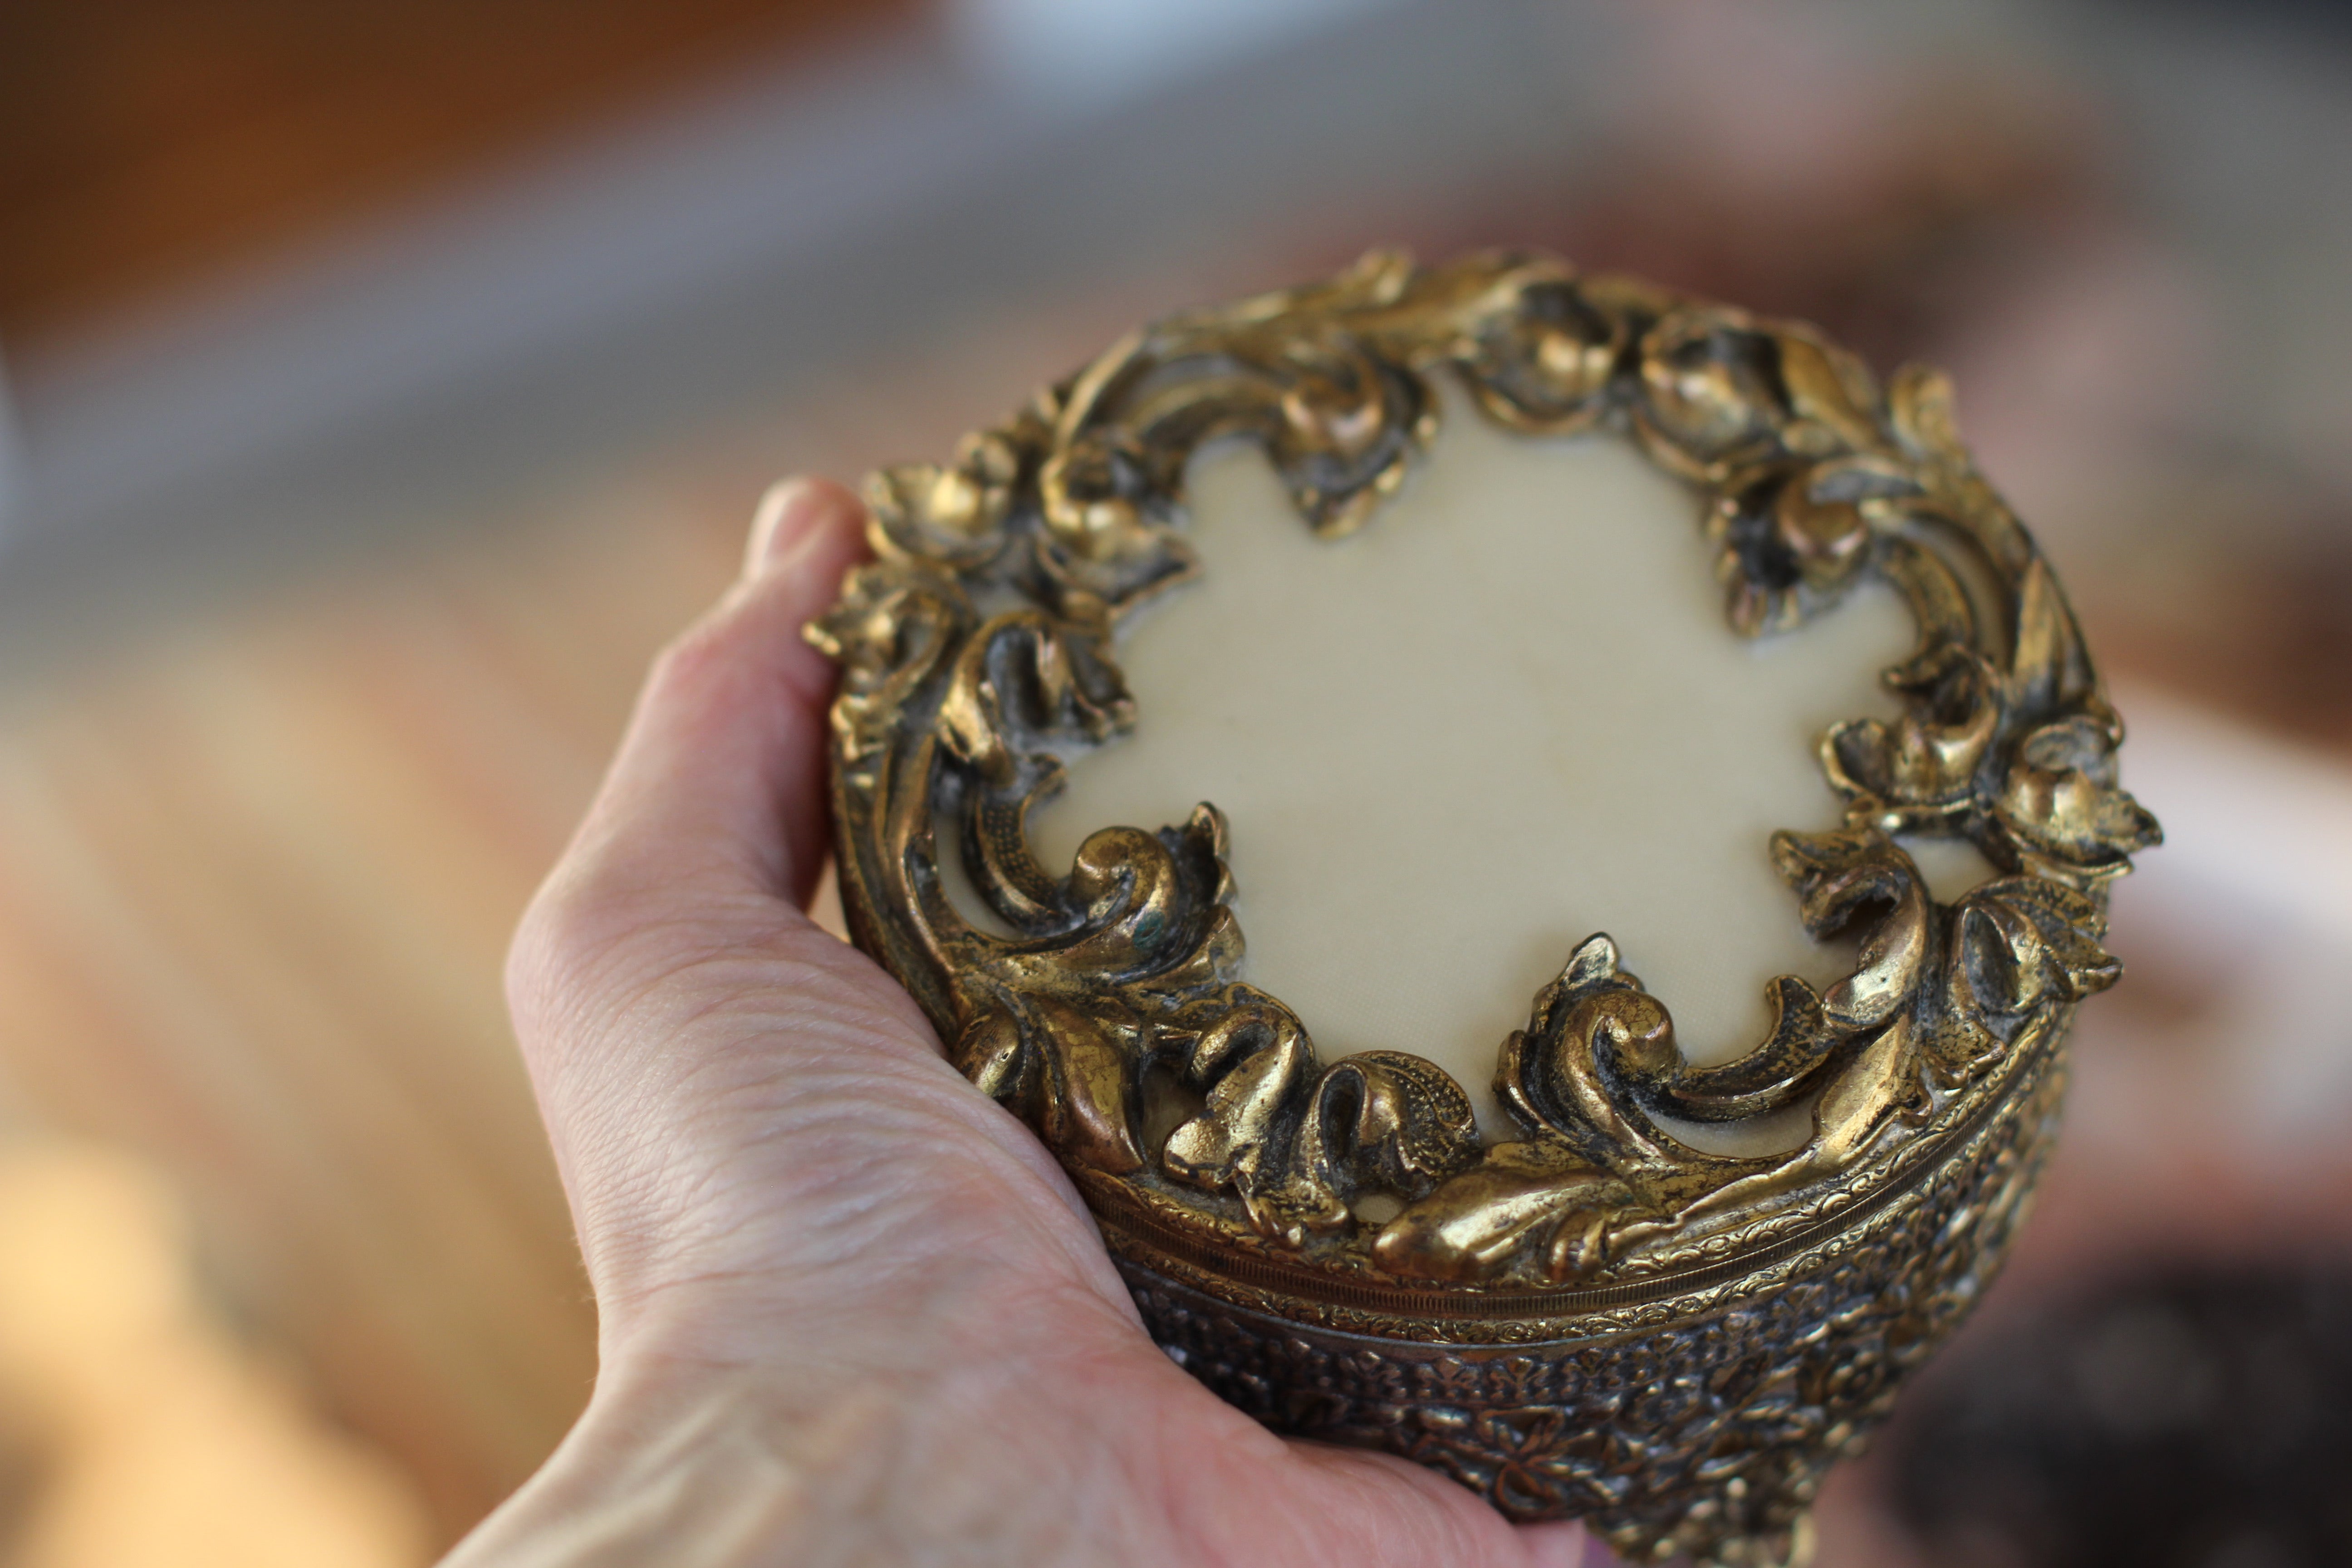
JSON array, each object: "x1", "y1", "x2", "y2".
[{"x1": 744, "y1": 478, "x2": 825, "y2": 579}]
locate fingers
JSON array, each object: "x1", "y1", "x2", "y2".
[
  {"x1": 1518, "y1": 1519, "x2": 1601, "y2": 1566},
  {"x1": 1272, "y1": 1443, "x2": 1597, "y2": 1567},
  {"x1": 567, "y1": 477, "x2": 868, "y2": 913},
  {"x1": 507, "y1": 474, "x2": 870, "y2": 1086},
  {"x1": 504, "y1": 475, "x2": 885, "y2": 1275}
]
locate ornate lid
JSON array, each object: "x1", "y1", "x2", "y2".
[{"x1": 807, "y1": 249, "x2": 2160, "y2": 1328}]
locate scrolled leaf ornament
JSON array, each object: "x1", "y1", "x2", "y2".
[{"x1": 807, "y1": 250, "x2": 2158, "y2": 1568}]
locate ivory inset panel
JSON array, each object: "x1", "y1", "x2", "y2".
[{"x1": 1031, "y1": 391, "x2": 1988, "y2": 1137}]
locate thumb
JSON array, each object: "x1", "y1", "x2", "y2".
[
  {"x1": 566, "y1": 476, "x2": 867, "y2": 911},
  {"x1": 506, "y1": 475, "x2": 880, "y2": 1110}
]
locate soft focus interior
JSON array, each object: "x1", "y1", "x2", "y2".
[{"x1": 2, "y1": 1, "x2": 2347, "y2": 1562}]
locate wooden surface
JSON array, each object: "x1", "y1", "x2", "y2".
[
  {"x1": 0, "y1": 1143, "x2": 436, "y2": 1567},
  {"x1": 0, "y1": 511, "x2": 705, "y2": 1538},
  {"x1": 0, "y1": 5, "x2": 2337, "y2": 1556},
  {"x1": 0, "y1": 314, "x2": 2334, "y2": 1556},
  {"x1": 0, "y1": 301, "x2": 1141, "y2": 1546},
  {"x1": 0, "y1": 440, "x2": 757, "y2": 1542},
  {"x1": 0, "y1": 0, "x2": 921, "y2": 350}
]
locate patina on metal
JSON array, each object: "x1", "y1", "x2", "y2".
[{"x1": 805, "y1": 250, "x2": 2160, "y2": 1568}]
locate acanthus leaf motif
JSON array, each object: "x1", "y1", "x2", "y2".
[
  {"x1": 1988, "y1": 709, "x2": 2163, "y2": 887},
  {"x1": 1820, "y1": 640, "x2": 2001, "y2": 830},
  {"x1": 812, "y1": 249, "x2": 2160, "y2": 1301},
  {"x1": 1769, "y1": 826, "x2": 1932, "y2": 1036},
  {"x1": 955, "y1": 996, "x2": 1147, "y2": 1176},
  {"x1": 1161, "y1": 998, "x2": 1480, "y2": 1246},
  {"x1": 1380, "y1": 830, "x2": 1939, "y2": 1288},
  {"x1": 1948, "y1": 876, "x2": 2121, "y2": 1020},
  {"x1": 866, "y1": 424, "x2": 1032, "y2": 572}
]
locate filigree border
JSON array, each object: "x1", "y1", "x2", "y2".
[
  {"x1": 807, "y1": 248, "x2": 2159, "y2": 1300},
  {"x1": 1125, "y1": 1042, "x2": 2065, "y2": 1563}
]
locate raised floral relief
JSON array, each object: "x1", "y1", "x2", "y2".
[
  {"x1": 810, "y1": 248, "x2": 2157, "y2": 1289},
  {"x1": 807, "y1": 250, "x2": 2158, "y2": 1560}
]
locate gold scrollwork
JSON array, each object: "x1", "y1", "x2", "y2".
[
  {"x1": 809, "y1": 247, "x2": 2156, "y2": 1294},
  {"x1": 809, "y1": 251, "x2": 2157, "y2": 1562}
]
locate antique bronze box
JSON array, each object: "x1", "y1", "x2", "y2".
[{"x1": 807, "y1": 250, "x2": 2159, "y2": 1567}]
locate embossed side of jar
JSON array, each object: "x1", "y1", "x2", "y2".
[{"x1": 1119, "y1": 1051, "x2": 2064, "y2": 1568}]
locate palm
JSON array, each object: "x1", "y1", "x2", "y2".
[{"x1": 473, "y1": 480, "x2": 1588, "y2": 1568}]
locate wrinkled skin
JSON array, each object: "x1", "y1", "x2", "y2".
[{"x1": 446, "y1": 480, "x2": 1593, "y2": 1568}]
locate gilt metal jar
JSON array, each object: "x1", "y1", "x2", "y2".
[{"x1": 807, "y1": 250, "x2": 2159, "y2": 1567}]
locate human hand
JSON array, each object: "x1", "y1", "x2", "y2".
[{"x1": 446, "y1": 478, "x2": 1596, "y2": 1567}]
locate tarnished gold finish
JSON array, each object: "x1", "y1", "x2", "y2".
[{"x1": 806, "y1": 250, "x2": 2158, "y2": 1566}]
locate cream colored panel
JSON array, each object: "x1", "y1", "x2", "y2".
[{"x1": 1032, "y1": 391, "x2": 1981, "y2": 1136}]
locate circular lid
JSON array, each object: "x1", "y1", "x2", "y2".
[{"x1": 807, "y1": 249, "x2": 2160, "y2": 1321}]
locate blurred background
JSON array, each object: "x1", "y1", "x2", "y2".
[{"x1": 1, "y1": 0, "x2": 2348, "y2": 1563}]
